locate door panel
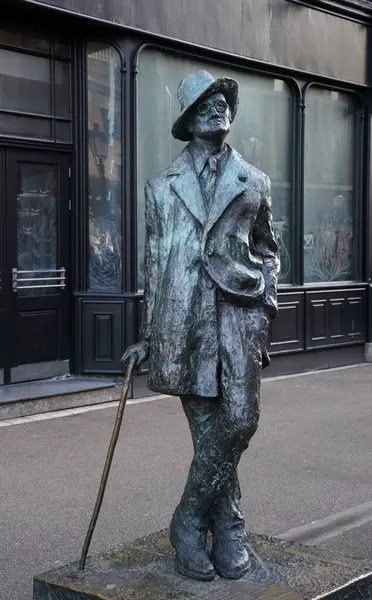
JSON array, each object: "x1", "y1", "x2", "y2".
[
  {"x1": 5, "y1": 149, "x2": 70, "y2": 381},
  {"x1": 17, "y1": 309, "x2": 60, "y2": 363}
]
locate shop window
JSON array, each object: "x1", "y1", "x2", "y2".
[
  {"x1": 304, "y1": 88, "x2": 357, "y2": 283},
  {"x1": 137, "y1": 49, "x2": 294, "y2": 290},
  {"x1": 0, "y1": 26, "x2": 71, "y2": 142},
  {"x1": 86, "y1": 41, "x2": 122, "y2": 292}
]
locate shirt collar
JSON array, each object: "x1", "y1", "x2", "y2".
[{"x1": 188, "y1": 142, "x2": 229, "y2": 177}]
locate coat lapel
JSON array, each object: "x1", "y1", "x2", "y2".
[
  {"x1": 169, "y1": 148, "x2": 207, "y2": 226},
  {"x1": 205, "y1": 148, "x2": 248, "y2": 233}
]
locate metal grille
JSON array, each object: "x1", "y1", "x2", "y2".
[{"x1": 12, "y1": 267, "x2": 66, "y2": 291}]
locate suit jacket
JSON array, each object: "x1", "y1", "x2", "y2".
[{"x1": 140, "y1": 144, "x2": 280, "y2": 397}]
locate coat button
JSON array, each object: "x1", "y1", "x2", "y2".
[{"x1": 206, "y1": 247, "x2": 214, "y2": 257}]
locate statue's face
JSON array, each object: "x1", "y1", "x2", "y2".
[{"x1": 187, "y1": 92, "x2": 231, "y2": 141}]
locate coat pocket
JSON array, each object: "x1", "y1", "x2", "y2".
[{"x1": 226, "y1": 234, "x2": 263, "y2": 270}]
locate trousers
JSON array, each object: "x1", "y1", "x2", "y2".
[{"x1": 175, "y1": 302, "x2": 269, "y2": 540}]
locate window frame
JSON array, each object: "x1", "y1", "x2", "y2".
[
  {"x1": 0, "y1": 26, "x2": 72, "y2": 143},
  {"x1": 134, "y1": 42, "x2": 368, "y2": 293},
  {"x1": 84, "y1": 38, "x2": 125, "y2": 294},
  {"x1": 301, "y1": 81, "x2": 364, "y2": 286}
]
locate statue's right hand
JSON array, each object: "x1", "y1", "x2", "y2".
[{"x1": 121, "y1": 341, "x2": 150, "y2": 372}]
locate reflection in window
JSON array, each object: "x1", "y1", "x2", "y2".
[
  {"x1": 137, "y1": 50, "x2": 294, "y2": 289},
  {"x1": 17, "y1": 164, "x2": 58, "y2": 297},
  {"x1": 304, "y1": 89, "x2": 357, "y2": 283},
  {"x1": 86, "y1": 42, "x2": 122, "y2": 292}
]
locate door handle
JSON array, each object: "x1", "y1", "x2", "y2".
[{"x1": 12, "y1": 268, "x2": 66, "y2": 292}]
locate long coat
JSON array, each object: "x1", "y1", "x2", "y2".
[{"x1": 140, "y1": 144, "x2": 280, "y2": 397}]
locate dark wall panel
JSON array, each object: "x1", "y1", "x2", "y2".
[
  {"x1": 17, "y1": 309, "x2": 60, "y2": 364},
  {"x1": 310, "y1": 297, "x2": 328, "y2": 343},
  {"x1": 82, "y1": 300, "x2": 124, "y2": 372},
  {"x1": 329, "y1": 297, "x2": 344, "y2": 341},
  {"x1": 137, "y1": 300, "x2": 149, "y2": 373},
  {"x1": 268, "y1": 292, "x2": 304, "y2": 354},
  {"x1": 94, "y1": 313, "x2": 115, "y2": 362},
  {"x1": 368, "y1": 284, "x2": 372, "y2": 343},
  {"x1": 0, "y1": 309, "x2": 4, "y2": 369},
  {"x1": 346, "y1": 293, "x2": 364, "y2": 340},
  {"x1": 26, "y1": 0, "x2": 367, "y2": 83},
  {"x1": 306, "y1": 288, "x2": 366, "y2": 349},
  {"x1": 81, "y1": 298, "x2": 137, "y2": 373}
]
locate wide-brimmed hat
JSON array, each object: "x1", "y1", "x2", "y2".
[{"x1": 172, "y1": 70, "x2": 239, "y2": 142}]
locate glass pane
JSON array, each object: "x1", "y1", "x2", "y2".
[
  {"x1": 304, "y1": 89, "x2": 357, "y2": 283},
  {"x1": 87, "y1": 42, "x2": 122, "y2": 292},
  {"x1": 0, "y1": 49, "x2": 51, "y2": 115},
  {"x1": 55, "y1": 121, "x2": 71, "y2": 142},
  {"x1": 0, "y1": 115, "x2": 52, "y2": 140},
  {"x1": 0, "y1": 27, "x2": 50, "y2": 53},
  {"x1": 137, "y1": 50, "x2": 294, "y2": 289},
  {"x1": 55, "y1": 61, "x2": 71, "y2": 118},
  {"x1": 232, "y1": 77, "x2": 293, "y2": 285},
  {"x1": 54, "y1": 38, "x2": 70, "y2": 58},
  {"x1": 17, "y1": 164, "x2": 58, "y2": 297}
]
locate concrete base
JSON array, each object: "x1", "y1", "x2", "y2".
[
  {"x1": 365, "y1": 343, "x2": 372, "y2": 363},
  {"x1": 33, "y1": 530, "x2": 372, "y2": 600}
]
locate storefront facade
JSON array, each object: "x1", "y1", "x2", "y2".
[{"x1": 0, "y1": 0, "x2": 371, "y2": 391}]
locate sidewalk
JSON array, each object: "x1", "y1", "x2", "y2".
[{"x1": 1, "y1": 363, "x2": 372, "y2": 600}]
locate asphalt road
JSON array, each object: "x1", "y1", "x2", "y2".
[{"x1": 1, "y1": 364, "x2": 372, "y2": 600}]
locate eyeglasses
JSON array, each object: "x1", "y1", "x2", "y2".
[{"x1": 197, "y1": 98, "x2": 229, "y2": 116}]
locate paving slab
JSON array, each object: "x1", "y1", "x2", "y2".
[{"x1": 318, "y1": 522, "x2": 372, "y2": 562}]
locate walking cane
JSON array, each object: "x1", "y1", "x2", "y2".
[{"x1": 79, "y1": 355, "x2": 136, "y2": 571}]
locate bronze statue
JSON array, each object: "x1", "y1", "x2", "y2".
[{"x1": 122, "y1": 70, "x2": 280, "y2": 582}]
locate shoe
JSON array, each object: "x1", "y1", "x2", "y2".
[
  {"x1": 211, "y1": 536, "x2": 251, "y2": 579},
  {"x1": 174, "y1": 540, "x2": 216, "y2": 581},
  {"x1": 170, "y1": 507, "x2": 216, "y2": 581}
]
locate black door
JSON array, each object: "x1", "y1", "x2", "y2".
[
  {"x1": 0, "y1": 150, "x2": 5, "y2": 385},
  {"x1": 2, "y1": 149, "x2": 71, "y2": 384}
]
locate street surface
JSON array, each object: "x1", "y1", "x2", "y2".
[{"x1": 1, "y1": 364, "x2": 372, "y2": 600}]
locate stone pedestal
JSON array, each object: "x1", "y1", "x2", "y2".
[
  {"x1": 365, "y1": 343, "x2": 372, "y2": 363},
  {"x1": 33, "y1": 530, "x2": 372, "y2": 600}
]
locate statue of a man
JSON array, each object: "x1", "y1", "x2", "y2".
[{"x1": 122, "y1": 71, "x2": 280, "y2": 581}]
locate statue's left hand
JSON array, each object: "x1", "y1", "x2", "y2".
[{"x1": 121, "y1": 340, "x2": 150, "y2": 372}]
